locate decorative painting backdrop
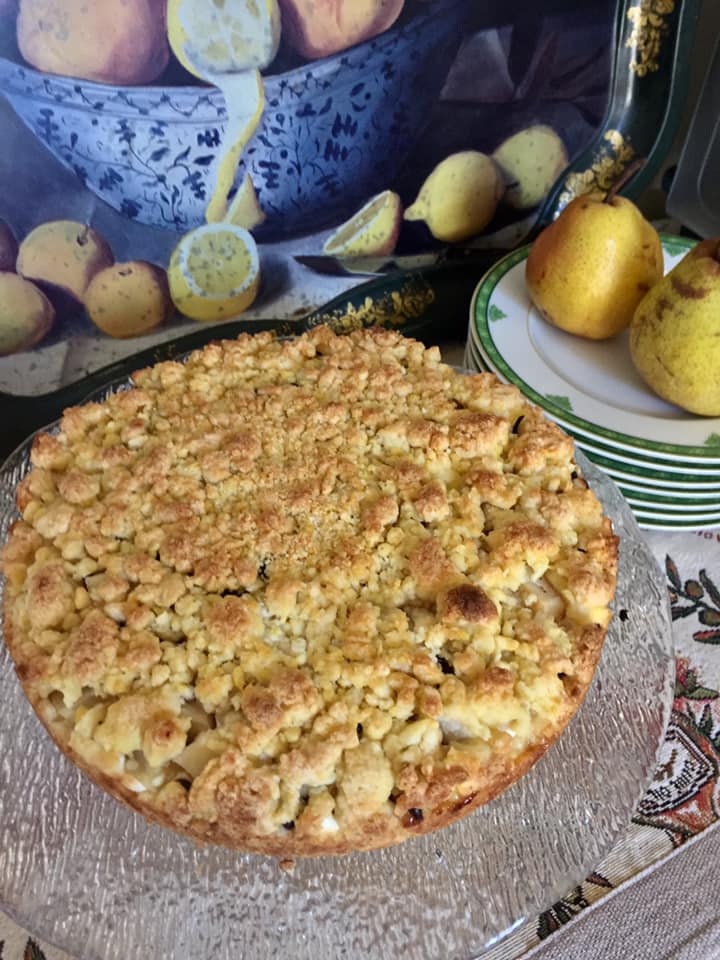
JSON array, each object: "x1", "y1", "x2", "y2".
[{"x1": 0, "y1": 0, "x2": 621, "y2": 394}]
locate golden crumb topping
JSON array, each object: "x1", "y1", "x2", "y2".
[{"x1": 2, "y1": 327, "x2": 617, "y2": 854}]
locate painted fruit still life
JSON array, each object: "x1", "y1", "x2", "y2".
[{"x1": 0, "y1": 0, "x2": 616, "y2": 392}]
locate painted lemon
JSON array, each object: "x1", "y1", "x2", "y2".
[
  {"x1": 168, "y1": 223, "x2": 260, "y2": 322},
  {"x1": 166, "y1": 0, "x2": 281, "y2": 223},
  {"x1": 226, "y1": 173, "x2": 267, "y2": 231},
  {"x1": 492, "y1": 125, "x2": 568, "y2": 211},
  {"x1": 323, "y1": 190, "x2": 402, "y2": 257},
  {"x1": 404, "y1": 151, "x2": 503, "y2": 243},
  {"x1": 166, "y1": 0, "x2": 281, "y2": 76}
]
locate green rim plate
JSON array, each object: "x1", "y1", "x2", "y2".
[
  {"x1": 471, "y1": 236, "x2": 720, "y2": 462},
  {"x1": 464, "y1": 337, "x2": 720, "y2": 489}
]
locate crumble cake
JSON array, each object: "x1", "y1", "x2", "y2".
[{"x1": 1, "y1": 327, "x2": 618, "y2": 856}]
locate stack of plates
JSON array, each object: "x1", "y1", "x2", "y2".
[{"x1": 465, "y1": 236, "x2": 720, "y2": 531}]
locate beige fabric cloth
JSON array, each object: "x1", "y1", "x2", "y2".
[
  {"x1": 2, "y1": 827, "x2": 718, "y2": 959},
  {"x1": 527, "y1": 822, "x2": 720, "y2": 960}
]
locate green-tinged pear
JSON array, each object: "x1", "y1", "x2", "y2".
[{"x1": 630, "y1": 238, "x2": 720, "y2": 415}]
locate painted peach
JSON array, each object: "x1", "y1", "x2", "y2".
[
  {"x1": 17, "y1": 220, "x2": 114, "y2": 301},
  {"x1": 17, "y1": 0, "x2": 170, "y2": 84},
  {"x1": 0, "y1": 272, "x2": 54, "y2": 355},
  {"x1": 278, "y1": 0, "x2": 404, "y2": 59},
  {"x1": 85, "y1": 261, "x2": 172, "y2": 338}
]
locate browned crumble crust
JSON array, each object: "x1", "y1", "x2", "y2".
[{"x1": 1, "y1": 327, "x2": 618, "y2": 856}]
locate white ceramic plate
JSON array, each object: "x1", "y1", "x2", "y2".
[
  {"x1": 464, "y1": 337, "x2": 720, "y2": 529},
  {"x1": 463, "y1": 338, "x2": 720, "y2": 490},
  {"x1": 621, "y1": 495, "x2": 720, "y2": 521},
  {"x1": 551, "y1": 420, "x2": 720, "y2": 484},
  {"x1": 551, "y1": 421, "x2": 720, "y2": 477},
  {"x1": 470, "y1": 236, "x2": 720, "y2": 464},
  {"x1": 578, "y1": 448, "x2": 720, "y2": 492},
  {"x1": 627, "y1": 511, "x2": 720, "y2": 531},
  {"x1": 615, "y1": 473, "x2": 720, "y2": 501}
]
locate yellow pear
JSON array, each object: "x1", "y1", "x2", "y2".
[
  {"x1": 630, "y1": 238, "x2": 720, "y2": 416},
  {"x1": 525, "y1": 193, "x2": 663, "y2": 340}
]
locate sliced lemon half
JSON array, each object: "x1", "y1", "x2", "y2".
[
  {"x1": 168, "y1": 223, "x2": 260, "y2": 322},
  {"x1": 166, "y1": 0, "x2": 281, "y2": 223},
  {"x1": 323, "y1": 190, "x2": 403, "y2": 257},
  {"x1": 166, "y1": 0, "x2": 281, "y2": 77}
]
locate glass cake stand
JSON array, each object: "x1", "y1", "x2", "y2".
[{"x1": 0, "y1": 420, "x2": 674, "y2": 960}]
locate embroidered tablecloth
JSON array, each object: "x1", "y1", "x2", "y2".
[{"x1": 1, "y1": 527, "x2": 717, "y2": 960}]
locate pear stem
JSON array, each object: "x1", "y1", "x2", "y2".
[{"x1": 604, "y1": 157, "x2": 646, "y2": 204}]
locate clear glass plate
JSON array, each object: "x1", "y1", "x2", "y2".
[{"x1": 0, "y1": 413, "x2": 674, "y2": 960}]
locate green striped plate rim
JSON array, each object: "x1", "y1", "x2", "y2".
[{"x1": 472, "y1": 235, "x2": 720, "y2": 460}]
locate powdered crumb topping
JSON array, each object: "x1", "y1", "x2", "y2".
[{"x1": 2, "y1": 326, "x2": 617, "y2": 854}]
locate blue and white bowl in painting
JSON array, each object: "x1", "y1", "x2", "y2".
[{"x1": 0, "y1": 1, "x2": 467, "y2": 239}]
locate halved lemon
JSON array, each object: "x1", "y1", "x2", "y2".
[
  {"x1": 323, "y1": 190, "x2": 403, "y2": 257},
  {"x1": 168, "y1": 223, "x2": 260, "y2": 322},
  {"x1": 166, "y1": 0, "x2": 281, "y2": 77},
  {"x1": 166, "y1": 0, "x2": 281, "y2": 223}
]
